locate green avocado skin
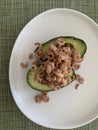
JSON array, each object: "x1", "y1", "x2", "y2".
[{"x1": 27, "y1": 36, "x2": 87, "y2": 92}]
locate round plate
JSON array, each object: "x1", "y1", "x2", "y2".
[{"x1": 9, "y1": 8, "x2": 98, "y2": 129}]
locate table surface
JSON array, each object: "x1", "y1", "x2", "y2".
[{"x1": 0, "y1": 0, "x2": 98, "y2": 130}]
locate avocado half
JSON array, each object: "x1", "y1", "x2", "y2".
[{"x1": 27, "y1": 36, "x2": 87, "y2": 92}]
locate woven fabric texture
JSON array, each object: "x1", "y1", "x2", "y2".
[{"x1": 0, "y1": 0, "x2": 98, "y2": 130}]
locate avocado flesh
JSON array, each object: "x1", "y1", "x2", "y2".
[
  {"x1": 27, "y1": 36, "x2": 87, "y2": 92},
  {"x1": 42, "y1": 36, "x2": 87, "y2": 57},
  {"x1": 27, "y1": 69, "x2": 75, "y2": 92}
]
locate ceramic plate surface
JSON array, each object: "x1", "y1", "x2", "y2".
[{"x1": 9, "y1": 8, "x2": 98, "y2": 129}]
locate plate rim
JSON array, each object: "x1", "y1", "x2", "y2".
[{"x1": 9, "y1": 8, "x2": 98, "y2": 129}]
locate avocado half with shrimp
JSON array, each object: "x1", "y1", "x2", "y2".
[{"x1": 27, "y1": 36, "x2": 87, "y2": 92}]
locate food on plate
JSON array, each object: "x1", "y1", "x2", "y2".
[
  {"x1": 35, "y1": 92, "x2": 49, "y2": 103},
  {"x1": 75, "y1": 74, "x2": 84, "y2": 84},
  {"x1": 20, "y1": 36, "x2": 87, "y2": 103},
  {"x1": 75, "y1": 83, "x2": 80, "y2": 90},
  {"x1": 20, "y1": 62, "x2": 28, "y2": 68},
  {"x1": 28, "y1": 53, "x2": 33, "y2": 59},
  {"x1": 27, "y1": 37, "x2": 87, "y2": 92}
]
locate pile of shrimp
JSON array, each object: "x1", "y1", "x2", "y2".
[
  {"x1": 32, "y1": 38, "x2": 84, "y2": 90},
  {"x1": 21, "y1": 37, "x2": 85, "y2": 103}
]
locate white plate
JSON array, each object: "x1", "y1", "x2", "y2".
[{"x1": 9, "y1": 8, "x2": 98, "y2": 129}]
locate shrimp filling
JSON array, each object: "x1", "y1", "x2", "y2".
[{"x1": 32, "y1": 38, "x2": 84, "y2": 89}]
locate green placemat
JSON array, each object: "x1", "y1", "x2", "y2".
[{"x1": 0, "y1": 0, "x2": 98, "y2": 130}]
